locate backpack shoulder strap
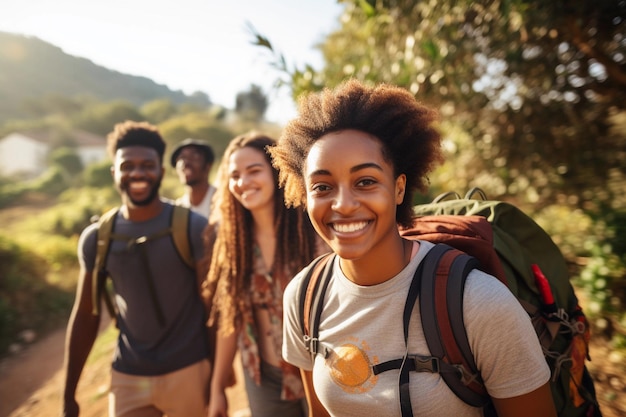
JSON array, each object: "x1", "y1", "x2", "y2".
[
  {"x1": 297, "y1": 252, "x2": 335, "y2": 360},
  {"x1": 420, "y1": 243, "x2": 489, "y2": 407},
  {"x1": 92, "y1": 206, "x2": 120, "y2": 317},
  {"x1": 171, "y1": 204, "x2": 194, "y2": 269},
  {"x1": 90, "y1": 205, "x2": 194, "y2": 320}
]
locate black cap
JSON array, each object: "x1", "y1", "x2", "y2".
[{"x1": 170, "y1": 138, "x2": 215, "y2": 167}]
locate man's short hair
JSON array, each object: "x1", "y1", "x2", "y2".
[{"x1": 106, "y1": 121, "x2": 166, "y2": 162}]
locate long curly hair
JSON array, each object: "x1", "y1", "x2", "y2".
[
  {"x1": 269, "y1": 79, "x2": 444, "y2": 228},
  {"x1": 203, "y1": 131, "x2": 318, "y2": 335}
]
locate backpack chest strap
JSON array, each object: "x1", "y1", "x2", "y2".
[
  {"x1": 111, "y1": 228, "x2": 172, "y2": 249},
  {"x1": 372, "y1": 355, "x2": 479, "y2": 385}
]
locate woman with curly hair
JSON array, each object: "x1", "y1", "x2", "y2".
[
  {"x1": 271, "y1": 80, "x2": 556, "y2": 417},
  {"x1": 203, "y1": 131, "x2": 326, "y2": 417}
]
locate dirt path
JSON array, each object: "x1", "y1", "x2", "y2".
[
  {"x1": 0, "y1": 327, "x2": 68, "y2": 417},
  {"x1": 0, "y1": 321, "x2": 249, "y2": 417}
]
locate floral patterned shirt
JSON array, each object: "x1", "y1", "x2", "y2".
[{"x1": 238, "y1": 245, "x2": 305, "y2": 400}]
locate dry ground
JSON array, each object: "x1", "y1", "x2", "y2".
[{"x1": 0, "y1": 320, "x2": 249, "y2": 417}]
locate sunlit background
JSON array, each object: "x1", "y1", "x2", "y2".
[{"x1": 2, "y1": 0, "x2": 344, "y2": 124}]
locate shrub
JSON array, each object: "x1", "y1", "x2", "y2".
[
  {"x1": 30, "y1": 166, "x2": 70, "y2": 195},
  {"x1": 0, "y1": 234, "x2": 74, "y2": 356},
  {"x1": 0, "y1": 182, "x2": 28, "y2": 208},
  {"x1": 83, "y1": 160, "x2": 113, "y2": 188}
]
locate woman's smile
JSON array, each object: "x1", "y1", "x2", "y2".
[{"x1": 331, "y1": 220, "x2": 370, "y2": 234}]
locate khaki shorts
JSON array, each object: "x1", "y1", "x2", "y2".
[{"x1": 109, "y1": 359, "x2": 211, "y2": 417}]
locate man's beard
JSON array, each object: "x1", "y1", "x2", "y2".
[
  {"x1": 121, "y1": 178, "x2": 162, "y2": 206},
  {"x1": 186, "y1": 177, "x2": 201, "y2": 187}
]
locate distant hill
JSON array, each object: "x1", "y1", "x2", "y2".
[{"x1": 0, "y1": 31, "x2": 211, "y2": 123}]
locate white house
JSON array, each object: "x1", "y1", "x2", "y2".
[
  {"x1": 0, "y1": 130, "x2": 107, "y2": 178},
  {"x1": 71, "y1": 130, "x2": 109, "y2": 167}
]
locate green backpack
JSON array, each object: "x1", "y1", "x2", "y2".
[
  {"x1": 91, "y1": 204, "x2": 194, "y2": 326},
  {"x1": 298, "y1": 188, "x2": 601, "y2": 417}
]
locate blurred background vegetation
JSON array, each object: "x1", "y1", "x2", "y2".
[
  {"x1": 252, "y1": 0, "x2": 626, "y2": 349},
  {"x1": 0, "y1": 31, "x2": 280, "y2": 355},
  {"x1": 1, "y1": 0, "x2": 625, "y2": 359}
]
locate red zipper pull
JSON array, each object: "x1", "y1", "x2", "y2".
[{"x1": 532, "y1": 264, "x2": 558, "y2": 316}]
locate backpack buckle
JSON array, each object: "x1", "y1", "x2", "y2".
[
  {"x1": 453, "y1": 364, "x2": 481, "y2": 386},
  {"x1": 303, "y1": 335, "x2": 329, "y2": 358},
  {"x1": 409, "y1": 355, "x2": 440, "y2": 373},
  {"x1": 303, "y1": 335, "x2": 319, "y2": 355}
]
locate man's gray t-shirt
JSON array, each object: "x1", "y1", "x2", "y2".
[{"x1": 78, "y1": 201, "x2": 209, "y2": 376}]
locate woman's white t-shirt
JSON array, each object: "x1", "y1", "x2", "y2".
[{"x1": 283, "y1": 240, "x2": 550, "y2": 417}]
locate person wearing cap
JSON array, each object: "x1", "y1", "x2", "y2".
[{"x1": 171, "y1": 138, "x2": 217, "y2": 219}]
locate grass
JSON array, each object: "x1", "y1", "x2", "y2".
[
  {"x1": 0, "y1": 183, "x2": 183, "y2": 358},
  {"x1": 0, "y1": 192, "x2": 80, "y2": 357},
  {"x1": 0, "y1": 234, "x2": 76, "y2": 356}
]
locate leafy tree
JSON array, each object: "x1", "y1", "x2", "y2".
[
  {"x1": 49, "y1": 147, "x2": 83, "y2": 176},
  {"x1": 141, "y1": 99, "x2": 178, "y2": 124},
  {"x1": 251, "y1": 0, "x2": 626, "y2": 327},
  {"x1": 188, "y1": 91, "x2": 212, "y2": 107},
  {"x1": 73, "y1": 100, "x2": 144, "y2": 135},
  {"x1": 253, "y1": 0, "x2": 626, "y2": 210},
  {"x1": 82, "y1": 159, "x2": 113, "y2": 188},
  {"x1": 158, "y1": 112, "x2": 235, "y2": 161},
  {"x1": 235, "y1": 84, "x2": 269, "y2": 122}
]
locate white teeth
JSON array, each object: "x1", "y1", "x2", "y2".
[
  {"x1": 130, "y1": 182, "x2": 148, "y2": 190},
  {"x1": 333, "y1": 222, "x2": 368, "y2": 233}
]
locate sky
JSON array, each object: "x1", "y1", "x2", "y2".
[{"x1": 1, "y1": 0, "x2": 345, "y2": 124}]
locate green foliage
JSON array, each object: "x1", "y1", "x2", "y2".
[
  {"x1": 82, "y1": 159, "x2": 113, "y2": 188},
  {"x1": 20, "y1": 93, "x2": 86, "y2": 119},
  {"x1": 158, "y1": 112, "x2": 235, "y2": 162},
  {"x1": 38, "y1": 187, "x2": 118, "y2": 236},
  {"x1": 534, "y1": 205, "x2": 594, "y2": 261},
  {"x1": 235, "y1": 84, "x2": 268, "y2": 122},
  {"x1": 0, "y1": 161, "x2": 84, "y2": 208},
  {"x1": 252, "y1": 0, "x2": 626, "y2": 338},
  {"x1": 577, "y1": 210, "x2": 626, "y2": 339},
  {"x1": 29, "y1": 166, "x2": 71, "y2": 195},
  {"x1": 0, "y1": 185, "x2": 119, "y2": 357},
  {"x1": 74, "y1": 100, "x2": 144, "y2": 135},
  {"x1": 0, "y1": 234, "x2": 74, "y2": 356},
  {"x1": 49, "y1": 146, "x2": 84, "y2": 176},
  {"x1": 258, "y1": 0, "x2": 626, "y2": 211},
  {"x1": 208, "y1": 105, "x2": 228, "y2": 120},
  {"x1": 186, "y1": 91, "x2": 212, "y2": 108},
  {"x1": 0, "y1": 181, "x2": 28, "y2": 208},
  {"x1": 0, "y1": 117, "x2": 51, "y2": 138},
  {"x1": 247, "y1": 22, "x2": 326, "y2": 100},
  {"x1": 141, "y1": 99, "x2": 178, "y2": 124}
]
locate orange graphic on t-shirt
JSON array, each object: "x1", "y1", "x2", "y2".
[{"x1": 326, "y1": 342, "x2": 378, "y2": 393}]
